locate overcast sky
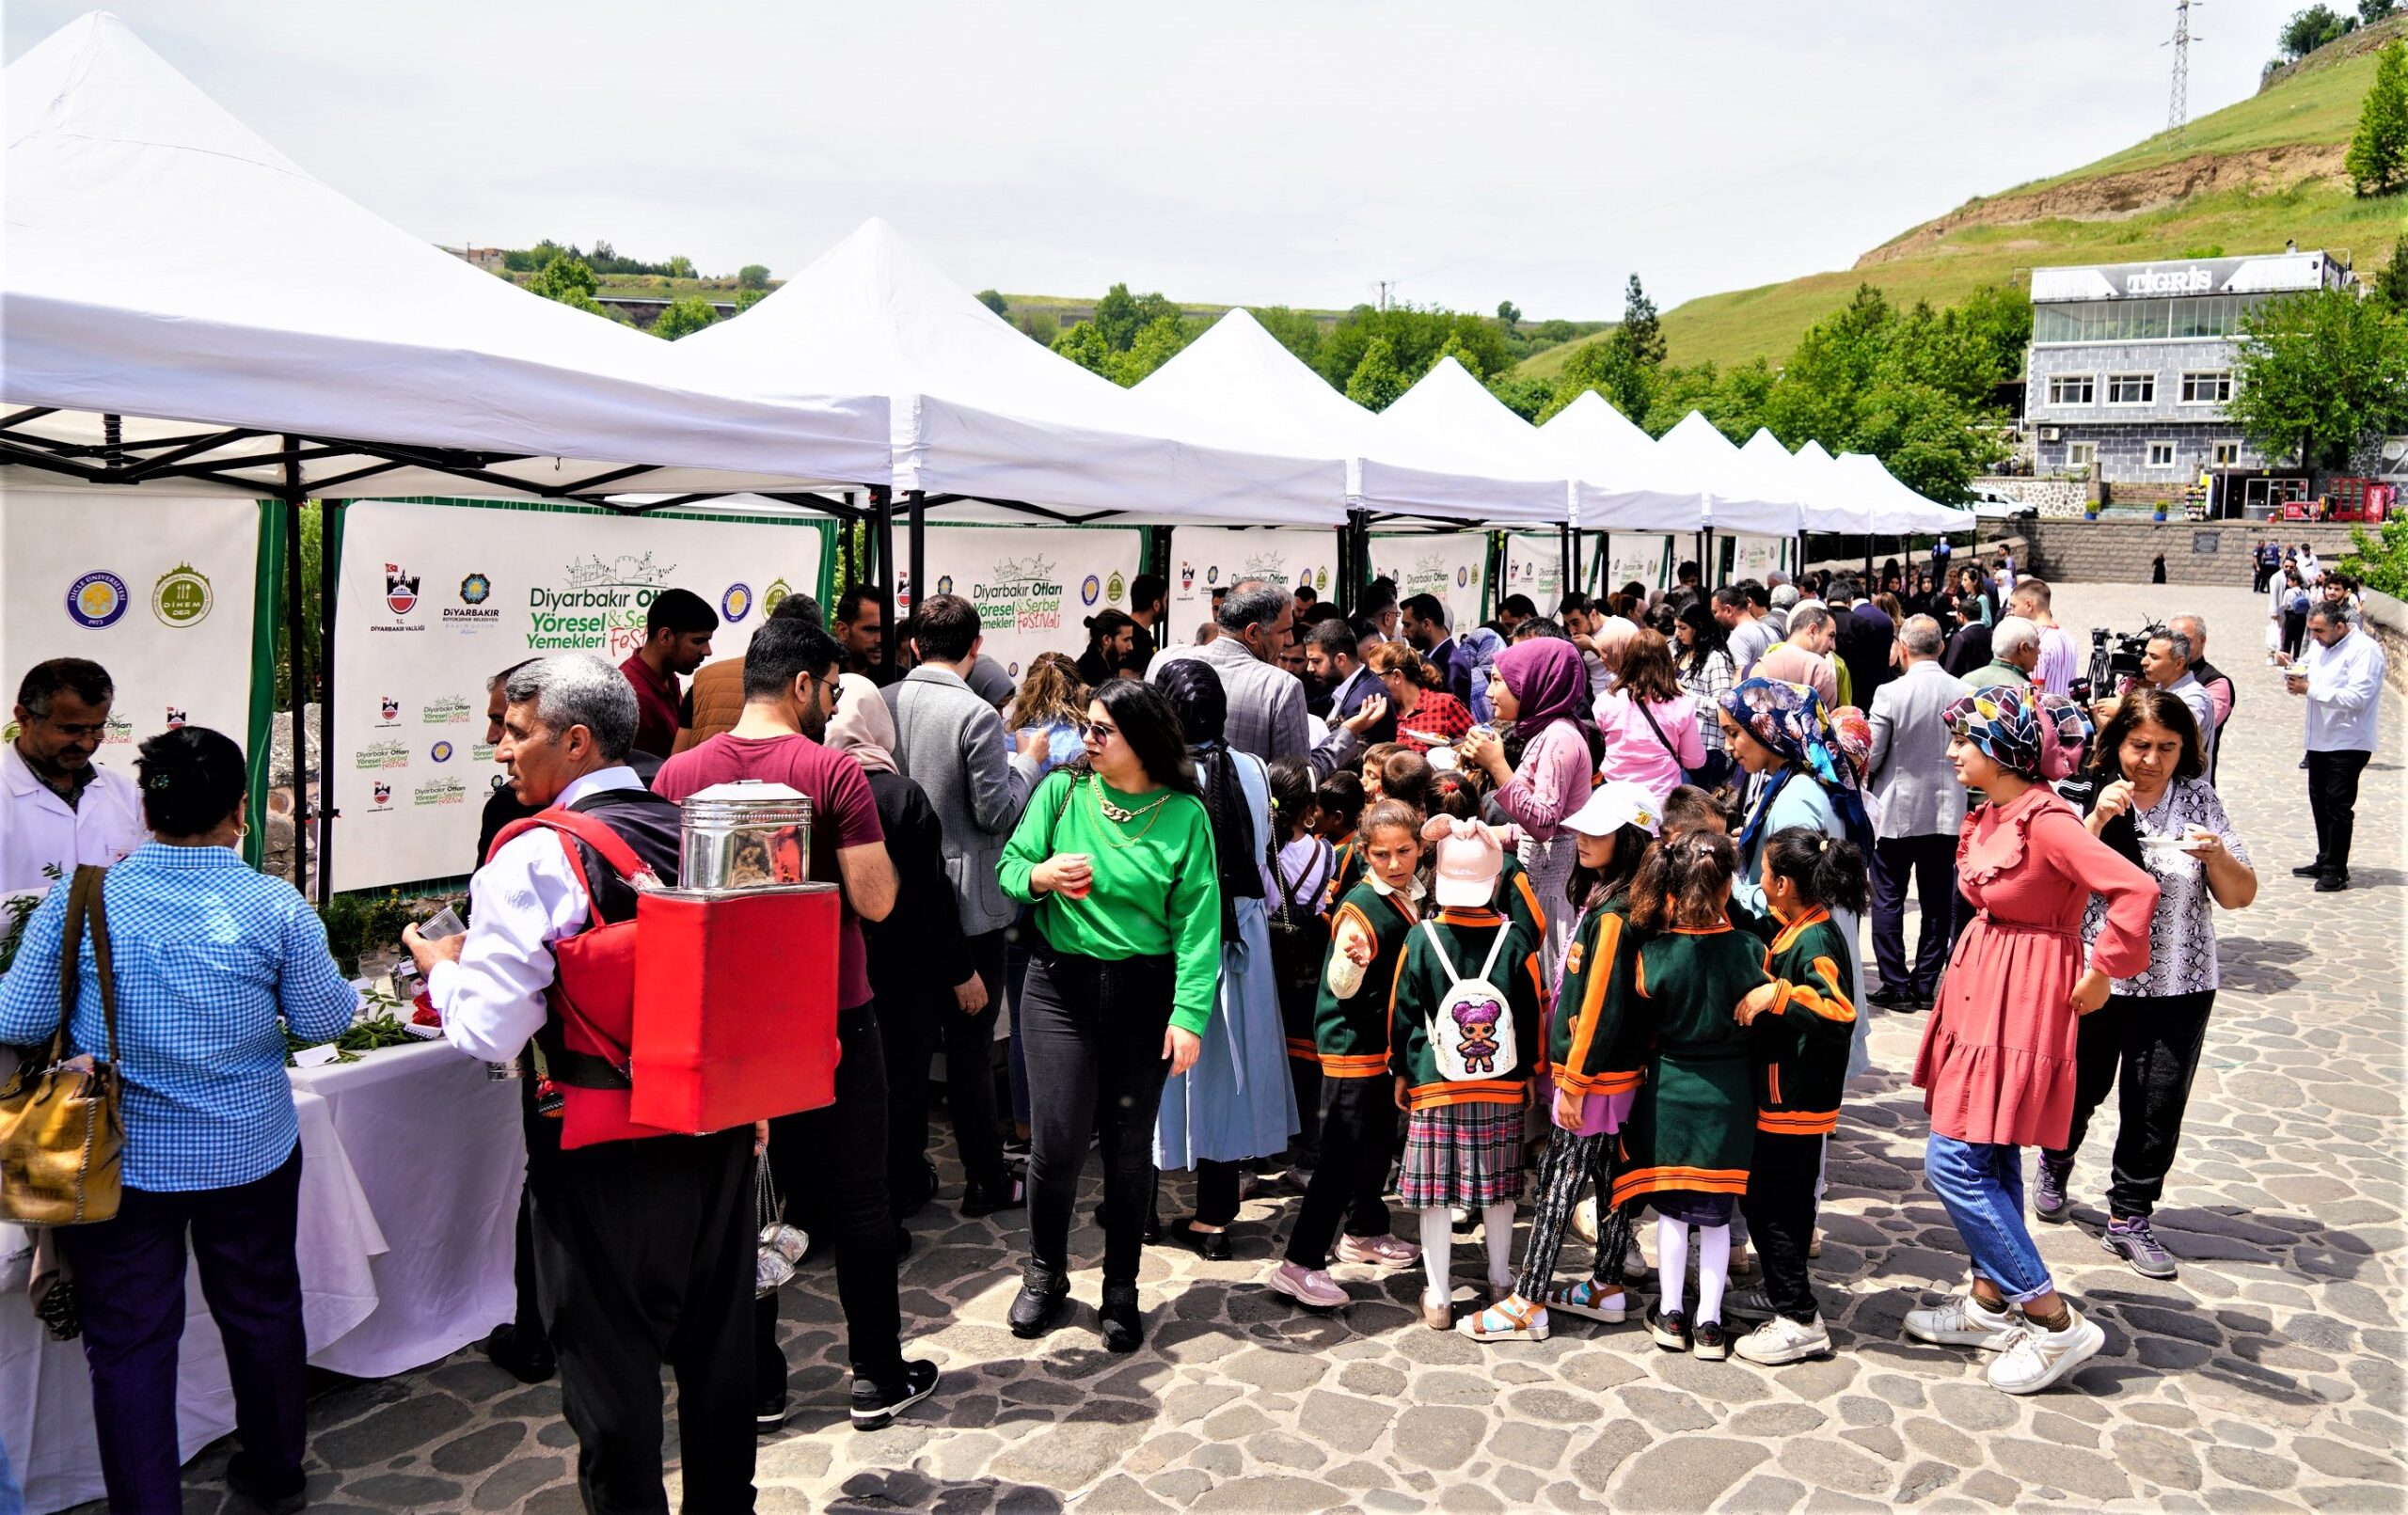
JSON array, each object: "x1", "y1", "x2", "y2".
[{"x1": 7, "y1": 1, "x2": 2312, "y2": 319}]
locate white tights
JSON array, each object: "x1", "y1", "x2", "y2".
[
  {"x1": 1419, "y1": 1205, "x2": 1516, "y2": 1304},
  {"x1": 1656, "y1": 1216, "x2": 1732, "y2": 1324}
]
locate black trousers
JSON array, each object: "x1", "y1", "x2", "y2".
[
  {"x1": 1871, "y1": 833, "x2": 1958, "y2": 999},
  {"x1": 1284, "y1": 1074, "x2": 1400, "y2": 1266},
  {"x1": 58, "y1": 1146, "x2": 307, "y2": 1515},
  {"x1": 2306, "y1": 749, "x2": 2372, "y2": 876},
  {"x1": 1739, "y1": 1130, "x2": 1825, "y2": 1324},
  {"x1": 874, "y1": 974, "x2": 942, "y2": 1221},
  {"x1": 762, "y1": 1002, "x2": 904, "y2": 1389},
  {"x1": 511, "y1": 1072, "x2": 565, "y2": 1340},
  {"x1": 2042, "y1": 990, "x2": 2215, "y2": 1220},
  {"x1": 1021, "y1": 949, "x2": 1175, "y2": 1286},
  {"x1": 1514, "y1": 1129, "x2": 1614, "y2": 1300},
  {"x1": 1276, "y1": 971, "x2": 1323, "y2": 1165},
  {"x1": 2282, "y1": 611, "x2": 2309, "y2": 658},
  {"x1": 531, "y1": 1127, "x2": 756, "y2": 1515},
  {"x1": 935, "y1": 931, "x2": 1011, "y2": 1193}
]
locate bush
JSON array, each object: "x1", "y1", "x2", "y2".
[{"x1": 2341, "y1": 515, "x2": 2408, "y2": 597}]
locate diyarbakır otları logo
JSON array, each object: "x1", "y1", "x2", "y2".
[{"x1": 65, "y1": 571, "x2": 130, "y2": 629}]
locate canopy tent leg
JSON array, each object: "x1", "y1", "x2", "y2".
[
  {"x1": 871, "y1": 486, "x2": 896, "y2": 671},
  {"x1": 1341, "y1": 509, "x2": 1370, "y2": 619},
  {"x1": 1703, "y1": 527, "x2": 1717, "y2": 590},
  {"x1": 1863, "y1": 539, "x2": 1875, "y2": 588},
  {"x1": 280, "y1": 450, "x2": 309, "y2": 901},
  {"x1": 907, "y1": 489, "x2": 927, "y2": 636},
  {"x1": 314, "y1": 498, "x2": 345, "y2": 906}
]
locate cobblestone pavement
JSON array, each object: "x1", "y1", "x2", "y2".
[{"x1": 94, "y1": 583, "x2": 2407, "y2": 1514}]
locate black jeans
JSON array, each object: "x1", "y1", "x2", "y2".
[
  {"x1": 874, "y1": 972, "x2": 939, "y2": 1221},
  {"x1": 531, "y1": 1128, "x2": 756, "y2": 1515},
  {"x1": 58, "y1": 1146, "x2": 307, "y2": 1515},
  {"x1": 1276, "y1": 971, "x2": 1323, "y2": 1165},
  {"x1": 2042, "y1": 989, "x2": 2215, "y2": 1220},
  {"x1": 1284, "y1": 1075, "x2": 1399, "y2": 1267},
  {"x1": 1021, "y1": 949, "x2": 1176, "y2": 1286},
  {"x1": 2282, "y1": 611, "x2": 2309, "y2": 659},
  {"x1": 1514, "y1": 1129, "x2": 1613, "y2": 1300},
  {"x1": 2306, "y1": 749, "x2": 2372, "y2": 877},
  {"x1": 944, "y1": 930, "x2": 1011, "y2": 1191},
  {"x1": 1871, "y1": 833, "x2": 1958, "y2": 998},
  {"x1": 1740, "y1": 1130, "x2": 1825, "y2": 1324},
  {"x1": 761, "y1": 1002, "x2": 904, "y2": 1389},
  {"x1": 512, "y1": 1071, "x2": 565, "y2": 1340}
]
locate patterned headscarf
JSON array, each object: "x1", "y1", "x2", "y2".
[
  {"x1": 1494, "y1": 637, "x2": 1587, "y2": 735},
  {"x1": 1719, "y1": 678, "x2": 1873, "y2": 852},
  {"x1": 1944, "y1": 683, "x2": 2091, "y2": 782},
  {"x1": 1827, "y1": 704, "x2": 1874, "y2": 787}
]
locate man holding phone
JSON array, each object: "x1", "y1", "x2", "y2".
[{"x1": 2276, "y1": 605, "x2": 2385, "y2": 892}]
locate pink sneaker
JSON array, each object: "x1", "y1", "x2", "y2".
[
  {"x1": 1267, "y1": 1261, "x2": 1348, "y2": 1309},
  {"x1": 1335, "y1": 1232, "x2": 1422, "y2": 1267}
]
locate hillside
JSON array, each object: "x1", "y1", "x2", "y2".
[{"x1": 1520, "y1": 15, "x2": 2408, "y2": 378}]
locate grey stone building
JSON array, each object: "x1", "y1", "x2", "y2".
[{"x1": 2023, "y1": 248, "x2": 2353, "y2": 488}]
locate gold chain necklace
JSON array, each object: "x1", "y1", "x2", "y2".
[{"x1": 1095, "y1": 781, "x2": 1172, "y2": 845}]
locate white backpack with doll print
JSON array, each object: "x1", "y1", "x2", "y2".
[{"x1": 1416, "y1": 919, "x2": 1517, "y2": 1081}]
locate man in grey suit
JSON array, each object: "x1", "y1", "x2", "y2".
[
  {"x1": 1149, "y1": 579, "x2": 1307, "y2": 763},
  {"x1": 1864, "y1": 615, "x2": 1967, "y2": 1011},
  {"x1": 882, "y1": 592, "x2": 1041, "y2": 1217}
]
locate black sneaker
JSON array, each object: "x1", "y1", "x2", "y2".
[
  {"x1": 1009, "y1": 1269, "x2": 1070, "y2": 1338},
  {"x1": 1647, "y1": 1305, "x2": 1691, "y2": 1353},
  {"x1": 1692, "y1": 1318, "x2": 1730, "y2": 1361},
  {"x1": 2291, "y1": 860, "x2": 2327, "y2": 877},
  {"x1": 961, "y1": 1177, "x2": 1026, "y2": 1219},
  {"x1": 1100, "y1": 1283, "x2": 1145, "y2": 1353},
  {"x1": 756, "y1": 1391, "x2": 789, "y2": 1433},
  {"x1": 480, "y1": 1323, "x2": 556, "y2": 1384},
  {"x1": 851, "y1": 1358, "x2": 940, "y2": 1431},
  {"x1": 1867, "y1": 986, "x2": 1912, "y2": 1009},
  {"x1": 2033, "y1": 1160, "x2": 2072, "y2": 1224},
  {"x1": 225, "y1": 1451, "x2": 306, "y2": 1515},
  {"x1": 1169, "y1": 1218, "x2": 1235, "y2": 1261},
  {"x1": 2315, "y1": 874, "x2": 2351, "y2": 892}
]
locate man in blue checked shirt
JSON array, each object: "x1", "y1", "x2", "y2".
[{"x1": 0, "y1": 725, "x2": 356, "y2": 1515}]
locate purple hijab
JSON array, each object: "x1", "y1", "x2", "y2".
[{"x1": 1495, "y1": 638, "x2": 1587, "y2": 735}]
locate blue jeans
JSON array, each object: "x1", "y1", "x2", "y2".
[{"x1": 1925, "y1": 1133, "x2": 2054, "y2": 1303}]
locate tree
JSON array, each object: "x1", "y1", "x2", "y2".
[
  {"x1": 737, "y1": 263, "x2": 772, "y2": 292},
  {"x1": 976, "y1": 289, "x2": 1010, "y2": 317},
  {"x1": 531, "y1": 255, "x2": 609, "y2": 317},
  {"x1": 1091, "y1": 284, "x2": 1182, "y2": 352},
  {"x1": 1249, "y1": 307, "x2": 1325, "y2": 369},
  {"x1": 735, "y1": 287, "x2": 768, "y2": 314},
  {"x1": 1051, "y1": 321, "x2": 1116, "y2": 376},
  {"x1": 2230, "y1": 286, "x2": 2408, "y2": 469},
  {"x1": 2346, "y1": 39, "x2": 2408, "y2": 195},
  {"x1": 2371, "y1": 232, "x2": 2408, "y2": 313},
  {"x1": 1620, "y1": 274, "x2": 1666, "y2": 369},
  {"x1": 1543, "y1": 335, "x2": 1652, "y2": 422},
  {"x1": 652, "y1": 296, "x2": 720, "y2": 340},
  {"x1": 2361, "y1": 0, "x2": 2398, "y2": 22},
  {"x1": 1486, "y1": 371, "x2": 1551, "y2": 421},
  {"x1": 2279, "y1": 4, "x2": 2356, "y2": 60},
  {"x1": 1107, "y1": 315, "x2": 1199, "y2": 386},
  {"x1": 1496, "y1": 300, "x2": 1522, "y2": 329},
  {"x1": 663, "y1": 254, "x2": 696, "y2": 279},
  {"x1": 1344, "y1": 337, "x2": 1410, "y2": 411},
  {"x1": 1433, "y1": 332, "x2": 1485, "y2": 380},
  {"x1": 1314, "y1": 305, "x2": 1514, "y2": 393}
]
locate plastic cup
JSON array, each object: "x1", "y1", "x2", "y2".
[{"x1": 1057, "y1": 852, "x2": 1094, "y2": 900}]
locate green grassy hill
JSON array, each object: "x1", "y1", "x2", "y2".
[{"x1": 1521, "y1": 16, "x2": 2407, "y2": 378}]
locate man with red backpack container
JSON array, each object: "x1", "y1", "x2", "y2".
[{"x1": 405, "y1": 653, "x2": 757, "y2": 1512}]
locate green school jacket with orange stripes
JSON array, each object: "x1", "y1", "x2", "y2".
[
  {"x1": 1750, "y1": 905, "x2": 1857, "y2": 1136},
  {"x1": 1497, "y1": 852, "x2": 1546, "y2": 953},
  {"x1": 1323, "y1": 833, "x2": 1366, "y2": 912},
  {"x1": 1313, "y1": 879, "x2": 1417, "y2": 1079},
  {"x1": 1387, "y1": 906, "x2": 1545, "y2": 1111},
  {"x1": 1548, "y1": 894, "x2": 1646, "y2": 1098}
]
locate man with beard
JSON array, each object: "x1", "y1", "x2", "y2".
[
  {"x1": 4, "y1": 657, "x2": 147, "y2": 890},
  {"x1": 618, "y1": 588, "x2": 716, "y2": 758}
]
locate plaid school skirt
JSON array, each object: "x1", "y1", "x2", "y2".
[{"x1": 1402, "y1": 1100, "x2": 1527, "y2": 1210}]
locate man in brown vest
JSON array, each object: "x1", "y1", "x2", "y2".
[{"x1": 674, "y1": 592, "x2": 822, "y2": 753}]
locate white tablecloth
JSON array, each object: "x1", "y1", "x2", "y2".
[{"x1": 1, "y1": 1040, "x2": 524, "y2": 1513}]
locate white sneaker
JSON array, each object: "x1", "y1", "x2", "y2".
[
  {"x1": 1903, "y1": 1292, "x2": 2022, "y2": 1349},
  {"x1": 1334, "y1": 1232, "x2": 1421, "y2": 1268},
  {"x1": 1266, "y1": 1261, "x2": 1348, "y2": 1310},
  {"x1": 1735, "y1": 1314, "x2": 1832, "y2": 1365},
  {"x1": 1988, "y1": 1309, "x2": 2105, "y2": 1395},
  {"x1": 1570, "y1": 1194, "x2": 1599, "y2": 1245}
]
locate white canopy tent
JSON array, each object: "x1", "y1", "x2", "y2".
[
  {"x1": 1649, "y1": 412, "x2": 1809, "y2": 537},
  {"x1": 1, "y1": 12, "x2": 892, "y2": 501},
  {"x1": 663, "y1": 219, "x2": 1347, "y2": 528},
  {"x1": 1370, "y1": 357, "x2": 1570, "y2": 525},
  {"x1": 1537, "y1": 390, "x2": 1711, "y2": 531}
]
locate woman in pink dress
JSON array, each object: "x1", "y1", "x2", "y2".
[
  {"x1": 1905, "y1": 685, "x2": 2159, "y2": 1397},
  {"x1": 1592, "y1": 630, "x2": 1704, "y2": 804}
]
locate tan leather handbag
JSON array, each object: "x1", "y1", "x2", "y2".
[{"x1": 0, "y1": 866, "x2": 124, "y2": 1225}]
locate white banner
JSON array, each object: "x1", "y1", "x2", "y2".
[
  {"x1": 1724, "y1": 534, "x2": 1786, "y2": 586},
  {"x1": 913, "y1": 526, "x2": 1146, "y2": 681},
  {"x1": 1164, "y1": 527, "x2": 1339, "y2": 649},
  {"x1": 1500, "y1": 532, "x2": 1565, "y2": 611},
  {"x1": 1369, "y1": 532, "x2": 1490, "y2": 632},
  {"x1": 1, "y1": 481, "x2": 265, "y2": 779},
  {"x1": 329, "y1": 498, "x2": 826, "y2": 892},
  {"x1": 1600, "y1": 533, "x2": 1674, "y2": 595}
]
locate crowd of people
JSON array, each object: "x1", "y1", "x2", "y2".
[{"x1": 0, "y1": 539, "x2": 2390, "y2": 1511}]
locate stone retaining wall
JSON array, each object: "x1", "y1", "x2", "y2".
[
  {"x1": 2365, "y1": 590, "x2": 2408, "y2": 695},
  {"x1": 2001, "y1": 520, "x2": 2368, "y2": 588},
  {"x1": 1972, "y1": 477, "x2": 2088, "y2": 517}
]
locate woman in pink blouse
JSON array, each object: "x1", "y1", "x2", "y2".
[
  {"x1": 1905, "y1": 684, "x2": 2159, "y2": 1397},
  {"x1": 1591, "y1": 630, "x2": 1703, "y2": 805},
  {"x1": 1463, "y1": 637, "x2": 1595, "y2": 981}
]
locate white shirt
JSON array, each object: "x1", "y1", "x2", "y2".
[
  {"x1": 428, "y1": 766, "x2": 647, "y2": 1064},
  {"x1": 2159, "y1": 671, "x2": 2219, "y2": 776},
  {"x1": 2, "y1": 743, "x2": 148, "y2": 892},
  {"x1": 2302, "y1": 628, "x2": 2384, "y2": 753}
]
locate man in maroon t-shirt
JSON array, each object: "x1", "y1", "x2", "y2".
[
  {"x1": 653, "y1": 620, "x2": 941, "y2": 1432},
  {"x1": 619, "y1": 588, "x2": 717, "y2": 758}
]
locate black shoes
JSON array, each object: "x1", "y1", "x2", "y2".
[
  {"x1": 480, "y1": 1324, "x2": 555, "y2": 1384},
  {"x1": 961, "y1": 1177, "x2": 1026, "y2": 1220},
  {"x1": 1692, "y1": 1318, "x2": 1730, "y2": 1361},
  {"x1": 1867, "y1": 986, "x2": 1912, "y2": 1009},
  {"x1": 1009, "y1": 1269, "x2": 1071, "y2": 1338},
  {"x1": 226, "y1": 1452, "x2": 307, "y2": 1514},
  {"x1": 756, "y1": 1391, "x2": 788, "y2": 1433},
  {"x1": 1169, "y1": 1218, "x2": 1235, "y2": 1261},
  {"x1": 2315, "y1": 874, "x2": 2351, "y2": 892},
  {"x1": 2292, "y1": 860, "x2": 2326, "y2": 877},
  {"x1": 1647, "y1": 1305, "x2": 1691, "y2": 1353},
  {"x1": 1100, "y1": 1284, "x2": 1145, "y2": 1353},
  {"x1": 851, "y1": 1359, "x2": 941, "y2": 1431}
]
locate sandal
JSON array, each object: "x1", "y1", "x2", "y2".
[
  {"x1": 1543, "y1": 1279, "x2": 1628, "y2": 1324},
  {"x1": 1456, "y1": 1294, "x2": 1550, "y2": 1342}
]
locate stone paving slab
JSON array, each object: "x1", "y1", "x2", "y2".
[{"x1": 77, "y1": 584, "x2": 2408, "y2": 1514}]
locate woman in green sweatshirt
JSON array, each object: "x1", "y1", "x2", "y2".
[{"x1": 998, "y1": 678, "x2": 1223, "y2": 1352}]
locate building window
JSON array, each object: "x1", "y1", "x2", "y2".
[
  {"x1": 2047, "y1": 374, "x2": 2095, "y2": 406},
  {"x1": 2032, "y1": 292, "x2": 2269, "y2": 344},
  {"x1": 2180, "y1": 371, "x2": 2233, "y2": 403},
  {"x1": 2147, "y1": 442, "x2": 2178, "y2": 467},
  {"x1": 2211, "y1": 440, "x2": 2242, "y2": 466},
  {"x1": 2107, "y1": 373, "x2": 2157, "y2": 405},
  {"x1": 2067, "y1": 441, "x2": 2098, "y2": 468}
]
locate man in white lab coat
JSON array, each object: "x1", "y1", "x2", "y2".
[{"x1": 4, "y1": 658, "x2": 147, "y2": 892}]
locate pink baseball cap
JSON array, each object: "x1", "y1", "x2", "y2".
[{"x1": 1423, "y1": 815, "x2": 1507, "y2": 908}]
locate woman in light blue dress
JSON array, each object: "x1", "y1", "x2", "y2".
[{"x1": 1151, "y1": 660, "x2": 1298, "y2": 1258}]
